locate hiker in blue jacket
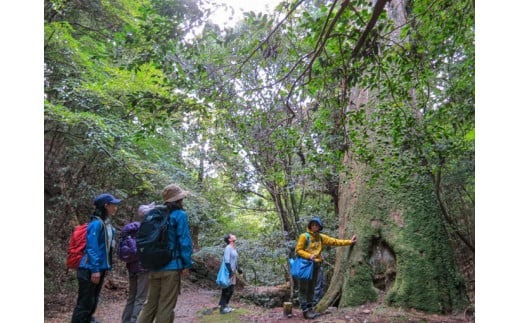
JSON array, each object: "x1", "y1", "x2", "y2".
[
  {"x1": 137, "y1": 184, "x2": 193, "y2": 323},
  {"x1": 72, "y1": 193, "x2": 121, "y2": 323}
]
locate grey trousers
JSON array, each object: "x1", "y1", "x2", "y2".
[
  {"x1": 298, "y1": 262, "x2": 321, "y2": 311},
  {"x1": 121, "y1": 271, "x2": 149, "y2": 323}
]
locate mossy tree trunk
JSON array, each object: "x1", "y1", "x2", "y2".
[
  {"x1": 317, "y1": 89, "x2": 468, "y2": 316},
  {"x1": 338, "y1": 172, "x2": 468, "y2": 313},
  {"x1": 318, "y1": 146, "x2": 468, "y2": 314}
]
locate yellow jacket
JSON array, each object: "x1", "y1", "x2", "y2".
[{"x1": 295, "y1": 228, "x2": 354, "y2": 262}]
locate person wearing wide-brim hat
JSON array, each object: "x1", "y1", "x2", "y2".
[
  {"x1": 295, "y1": 216, "x2": 357, "y2": 320},
  {"x1": 137, "y1": 184, "x2": 193, "y2": 323}
]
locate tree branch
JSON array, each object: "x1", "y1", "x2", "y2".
[
  {"x1": 350, "y1": 0, "x2": 389, "y2": 60},
  {"x1": 238, "y1": 0, "x2": 307, "y2": 73}
]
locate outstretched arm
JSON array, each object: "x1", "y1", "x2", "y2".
[{"x1": 321, "y1": 233, "x2": 357, "y2": 246}]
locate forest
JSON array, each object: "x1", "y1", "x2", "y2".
[{"x1": 43, "y1": 0, "x2": 474, "y2": 321}]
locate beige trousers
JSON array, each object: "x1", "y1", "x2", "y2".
[{"x1": 137, "y1": 270, "x2": 181, "y2": 323}]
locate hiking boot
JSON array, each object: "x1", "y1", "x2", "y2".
[{"x1": 220, "y1": 307, "x2": 233, "y2": 314}]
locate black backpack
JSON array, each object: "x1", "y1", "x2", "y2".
[{"x1": 136, "y1": 205, "x2": 174, "y2": 270}]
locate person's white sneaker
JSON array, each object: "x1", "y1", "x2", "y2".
[{"x1": 220, "y1": 307, "x2": 233, "y2": 314}]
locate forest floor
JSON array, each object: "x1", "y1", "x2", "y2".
[{"x1": 45, "y1": 278, "x2": 474, "y2": 323}]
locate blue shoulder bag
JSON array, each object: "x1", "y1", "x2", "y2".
[
  {"x1": 290, "y1": 233, "x2": 315, "y2": 280},
  {"x1": 216, "y1": 259, "x2": 230, "y2": 288}
]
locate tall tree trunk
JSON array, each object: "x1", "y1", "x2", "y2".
[{"x1": 316, "y1": 148, "x2": 361, "y2": 310}]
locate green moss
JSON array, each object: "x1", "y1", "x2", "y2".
[
  {"x1": 196, "y1": 307, "x2": 251, "y2": 323},
  {"x1": 341, "y1": 262, "x2": 379, "y2": 306},
  {"x1": 339, "y1": 175, "x2": 467, "y2": 313}
]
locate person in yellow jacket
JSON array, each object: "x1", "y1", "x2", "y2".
[{"x1": 295, "y1": 216, "x2": 357, "y2": 319}]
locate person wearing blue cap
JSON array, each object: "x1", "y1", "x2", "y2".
[
  {"x1": 295, "y1": 216, "x2": 357, "y2": 320},
  {"x1": 71, "y1": 193, "x2": 121, "y2": 323}
]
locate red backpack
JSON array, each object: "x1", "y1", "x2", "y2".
[{"x1": 66, "y1": 223, "x2": 88, "y2": 269}]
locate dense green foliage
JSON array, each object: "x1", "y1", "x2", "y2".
[{"x1": 44, "y1": 0, "x2": 474, "y2": 314}]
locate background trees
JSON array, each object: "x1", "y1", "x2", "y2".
[{"x1": 43, "y1": 0, "x2": 474, "y2": 315}]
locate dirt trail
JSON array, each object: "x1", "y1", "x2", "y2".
[
  {"x1": 45, "y1": 283, "x2": 313, "y2": 323},
  {"x1": 45, "y1": 281, "x2": 221, "y2": 323},
  {"x1": 45, "y1": 279, "x2": 474, "y2": 322}
]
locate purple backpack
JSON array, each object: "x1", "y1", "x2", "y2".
[{"x1": 118, "y1": 222, "x2": 140, "y2": 263}]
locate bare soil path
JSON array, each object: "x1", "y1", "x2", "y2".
[
  {"x1": 45, "y1": 280, "x2": 220, "y2": 323},
  {"x1": 45, "y1": 280, "x2": 474, "y2": 323}
]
